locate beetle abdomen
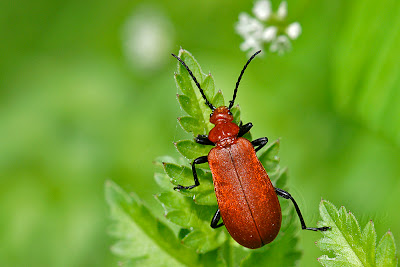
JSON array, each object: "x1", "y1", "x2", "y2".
[{"x1": 208, "y1": 137, "x2": 282, "y2": 249}]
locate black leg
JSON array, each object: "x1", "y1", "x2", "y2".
[
  {"x1": 238, "y1": 122, "x2": 253, "y2": 137},
  {"x1": 174, "y1": 156, "x2": 208, "y2": 190},
  {"x1": 211, "y1": 209, "x2": 224, "y2": 228},
  {"x1": 251, "y1": 137, "x2": 268, "y2": 152},
  {"x1": 275, "y1": 188, "x2": 330, "y2": 231},
  {"x1": 195, "y1": 135, "x2": 214, "y2": 146}
]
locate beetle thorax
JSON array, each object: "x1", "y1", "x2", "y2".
[{"x1": 208, "y1": 106, "x2": 240, "y2": 147}]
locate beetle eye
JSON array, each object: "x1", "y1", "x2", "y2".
[{"x1": 228, "y1": 111, "x2": 232, "y2": 116}]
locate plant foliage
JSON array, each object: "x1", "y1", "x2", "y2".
[
  {"x1": 106, "y1": 49, "x2": 302, "y2": 266},
  {"x1": 317, "y1": 200, "x2": 398, "y2": 267},
  {"x1": 106, "y1": 49, "x2": 398, "y2": 266}
]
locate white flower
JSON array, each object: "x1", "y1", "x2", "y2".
[
  {"x1": 235, "y1": 0, "x2": 301, "y2": 55},
  {"x1": 286, "y1": 22, "x2": 302, "y2": 40},
  {"x1": 236, "y1": 13, "x2": 264, "y2": 38},
  {"x1": 240, "y1": 36, "x2": 262, "y2": 53},
  {"x1": 253, "y1": 0, "x2": 272, "y2": 21},
  {"x1": 277, "y1": 1, "x2": 288, "y2": 19},
  {"x1": 262, "y1": 26, "x2": 277, "y2": 42},
  {"x1": 270, "y1": 35, "x2": 291, "y2": 55}
]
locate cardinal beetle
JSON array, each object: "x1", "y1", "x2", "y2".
[{"x1": 171, "y1": 50, "x2": 329, "y2": 249}]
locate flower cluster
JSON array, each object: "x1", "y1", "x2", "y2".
[{"x1": 235, "y1": 0, "x2": 302, "y2": 56}]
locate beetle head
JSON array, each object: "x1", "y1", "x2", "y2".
[{"x1": 209, "y1": 106, "x2": 233, "y2": 125}]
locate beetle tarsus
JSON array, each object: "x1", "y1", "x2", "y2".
[
  {"x1": 173, "y1": 156, "x2": 208, "y2": 191},
  {"x1": 275, "y1": 187, "x2": 330, "y2": 232},
  {"x1": 173, "y1": 184, "x2": 198, "y2": 190},
  {"x1": 303, "y1": 226, "x2": 331, "y2": 231}
]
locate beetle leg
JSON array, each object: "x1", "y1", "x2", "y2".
[
  {"x1": 275, "y1": 188, "x2": 330, "y2": 231},
  {"x1": 173, "y1": 156, "x2": 208, "y2": 190},
  {"x1": 238, "y1": 122, "x2": 253, "y2": 137},
  {"x1": 251, "y1": 137, "x2": 268, "y2": 152},
  {"x1": 195, "y1": 135, "x2": 214, "y2": 146},
  {"x1": 210, "y1": 209, "x2": 224, "y2": 228}
]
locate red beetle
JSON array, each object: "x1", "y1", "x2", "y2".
[{"x1": 172, "y1": 51, "x2": 329, "y2": 249}]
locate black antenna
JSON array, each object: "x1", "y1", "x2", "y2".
[
  {"x1": 172, "y1": 53, "x2": 215, "y2": 111},
  {"x1": 229, "y1": 50, "x2": 261, "y2": 110}
]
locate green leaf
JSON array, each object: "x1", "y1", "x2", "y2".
[
  {"x1": 175, "y1": 73, "x2": 197, "y2": 102},
  {"x1": 212, "y1": 90, "x2": 225, "y2": 109},
  {"x1": 167, "y1": 49, "x2": 302, "y2": 264},
  {"x1": 163, "y1": 162, "x2": 215, "y2": 203},
  {"x1": 106, "y1": 49, "x2": 308, "y2": 266},
  {"x1": 178, "y1": 116, "x2": 204, "y2": 135},
  {"x1": 177, "y1": 94, "x2": 198, "y2": 118},
  {"x1": 156, "y1": 192, "x2": 225, "y2": 253},
  {"x1": 176, "y1": 49, "x2": 214, "y2": 134},
  {"x1": 175, "y1": 140, "x2": 212, "y2": 160},
  {"x1": 105, "y1": 180, "x2": 199, "y2": 267},
  {"x1": 376, "y1": 231, "x2": 398, "y2": 267},
  {"x1": 316, "y1": 200, "x2": 398, "y2": 267},
  {"x1": 154, "y1": 172, "x2": 172, "y2": 191},
  {"x1": 258, "y1": 139, "x2": 281, "y2": 175},
  {"x1": 201, "y1": 74, "x2": 216, "y2": 102},
  {"x1": 362, "y1": 221, "x2": 376, "y2": 264}
]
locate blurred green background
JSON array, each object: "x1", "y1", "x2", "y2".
[{"x1": 1, "y1": 0, "x2": 399, "y2": 266}]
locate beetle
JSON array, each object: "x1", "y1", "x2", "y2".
[{"x1": 171, "y1": 50, "x2": 329, "y2": 249}]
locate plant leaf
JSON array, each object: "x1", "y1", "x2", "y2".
[
  {"x1": 376, "y1": 231, "x2": 398, "y2": 267},
  {"x1": 316, "y1": 200, "x2": 398, "y2": 267},
  {"x1": 156, "y1": 192, "x2": 225, "y2": 253},
  {"x1": 176, "y1": 49, "x2": 214, "y2": 134},
  {"x1": 167, "y1": 49, "x2": 302, "y2": 265},
  {"x1": 178, "y1": 116, "x2": 204, "y2": 134},
  {"x1": 105, "y1": 180, "x2": 199, "y2": 267},
  {"x1": 175, "y1": 140, "x2": 212, "y2": 160}
]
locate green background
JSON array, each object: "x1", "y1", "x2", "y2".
[{"x1": 1, "y1": 0, "x2": 399, "y2": 266}]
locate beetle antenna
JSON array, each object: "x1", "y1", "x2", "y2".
[
  {"x1": 229, "y1": 50, "x2": 261, "y2": 110},
  {"x1": 172, "y1": 53, "x2": 215, "y2": 111}
]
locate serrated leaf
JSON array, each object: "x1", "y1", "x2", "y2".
[
  {"x1": 161, "y1": 49, "x2": 302, "y2": 264},
  {"x1": 318, "y1": 255, "x2": 352, "y2": 267},
  {"x1": 163, "y1": 163, "x2": 193, "y2": 186},
  {"x1": 175, "y1": 140, "x2": 212, "y2": 160},
  {"x1": 230, "y1": 105, "x2": 240, "y2": 125},
  {"x1": 156, "y1": 192, "x2": 225, "y2": 253},
  {"x1": 376, "y1": 231, "x2": 397, "y2": 267},
  {"x1": 316, "y1": 200, "x2": 398, "y2": 267},
  {"x1": 258, "y1": 139, "x2": 281, "y2": 174},
  {"x1": 183, "y1": 229, "x2": 226, "y2": 253},
  {"x1": 176, "y1": 49, "x2": 214, "y2": 132},
  {"x1": 212, "y1": 90, "x2": 225, "y2": 109},
  {"x1": 177, "y1": 94, "x2": 198, "y2": 117},
  {"x1": 270, "y1": 167, "x2": 288, "y2": 190},
  {"x1": 178, "y1": 49, "x2": 205, "y2": 85},
  {"x1": 362, "y1": 221, "x2": 376, "y2": 265},
  {"x1": 154, "y1": 172, "x2": 172, "y2": 191},
  {"x1": 178, "y1": 116, "x2": 205, "y2": 135},
  {"x1": 105, "y1": 180, "x2": 198, "y2": 267},
  {"x1": 163, "y1": 162, "x2": 215, "y2": 201},
  {"x1": 175, "y1": 73, "x2": 197, "y2": 101},
  {"x1": 201, "y1": 74, "x2": 216, "y2": 102}
]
